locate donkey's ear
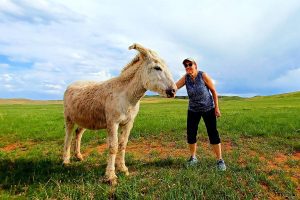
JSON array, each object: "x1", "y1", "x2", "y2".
[{"x1": 128, "y1": 43, "x2": 149, "y2": 57}]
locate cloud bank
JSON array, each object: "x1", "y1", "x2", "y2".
[{"x1": 0, "y1": 0, "x2": 300, "y2": 99}]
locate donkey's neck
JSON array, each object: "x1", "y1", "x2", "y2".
[
  {"x1": 117, "y1": 55, "x2": 148, "y2": 105},
  {"x1": 123, "y1": 71, "x2": 146, "y2": 105}
]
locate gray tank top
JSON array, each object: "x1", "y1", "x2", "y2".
[{"x1": 185, "y1": 71, "x2": 214, "y2": 112}]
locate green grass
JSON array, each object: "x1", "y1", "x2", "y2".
[{"x1": 0, "y1": 92, "x2": 300, "y2": 199}]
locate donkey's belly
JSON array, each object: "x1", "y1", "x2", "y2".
[
  {"x1": 76, "y1": 121, "x2": 107, "y2": 130},
  {"x1": 73, "y1": 115, "x2": 107, "y2": 130}
]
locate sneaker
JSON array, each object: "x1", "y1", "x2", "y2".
[
  {"x1": 217, "y1": 159, "x2": 226, "y2": 171},
  {"x1": 187, "y1": 156, "x2": 198, "y2": 166}
]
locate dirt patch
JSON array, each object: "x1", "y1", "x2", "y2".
[
  {"x1": 0, "y1": 98, "x2": 62, "y2": 105},
  {"x1": 0, "y1": 141, "x2": 35, "y2": 152},
  {"x1": 125, "y1": 140, "x2": 189, "y2": 159},
  {"x1": 245, "y1": 150, "x2": 300, "y2": 198},
  {"x1": 81, "y1": 137, "x2": 299, "y2": 180},
  {"x1": 82, "y1": 138, "x2": 234, "y2": 161},
  {"x1": 222, "y1": 141, "x2": 233, "y2": 152},
  {"x1": 83, "y1": 140, "x2": 189, "y2": 160},
  {"x1": 0, "y1": 143, "x2": 21, "y2": 152},
  {"x1": 261, "y1": 152, "x2": 300, "y2": 173},
  {"x1": 261, "y1": 153, "x2": 287, "y2": 171},
  {"x1": 293, "y1": 151, "x2": 300, "y2": 160}
]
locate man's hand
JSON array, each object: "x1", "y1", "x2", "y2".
[{"x1": 215, "y1": 107, "x2": 221, "y2": 118}]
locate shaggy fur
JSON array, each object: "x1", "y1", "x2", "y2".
[{"x1": 62, "y1": 43, "x2": 176, "y2": 185}]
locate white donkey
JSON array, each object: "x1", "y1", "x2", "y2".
[{"x1": 63, "y1": 43, "x2": 176, "y2": 184}]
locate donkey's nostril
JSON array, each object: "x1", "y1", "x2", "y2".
[{"x1": 166, "y1": 88, "x2": 176, "y2": 97}]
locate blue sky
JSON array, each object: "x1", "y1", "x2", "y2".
[{"x1": 1, "y1": 0, "x2": 300, "y2": 100}]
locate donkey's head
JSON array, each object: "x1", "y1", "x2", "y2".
[{"x1": 129, "y1": 43, "x2": 176, "y2": 98}]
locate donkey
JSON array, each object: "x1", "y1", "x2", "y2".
[{"x1": 63, "y1": 43, "x2": 176, "y2": 184}]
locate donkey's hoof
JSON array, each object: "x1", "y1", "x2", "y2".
[
  {"x1": 120, "y1": 169, "x2": 130, "y2": 176},
  {"x1": 104, "y1": 176, "x2": 118, "y2": 186},
  {"x1": 75, "y1": 154, "x2": 84, "y2": 161},
  {"x1": 62, "y1": 159, "x2": 70, "y2": 166},
  {"x1": 110, "y1": 178, "x2": 118, "y2": 186},
  {"x1": 117, "y1": 166, "x2": 129, "y2": 176},
  {"x1": 124, "y1": 170, "x2": 129, "y2": 176}
]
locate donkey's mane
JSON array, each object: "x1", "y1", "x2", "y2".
[
  {"x1": 119, "y1": 49, "x2": 160, "y2": 82},
  {"x1": 121, "y1": 54, "x2": 140, "y2": 73},
  {"x1": 119, "y1": 54, "x2": 141, "y2": 81}
]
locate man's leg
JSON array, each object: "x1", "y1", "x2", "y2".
[
  {"x1": 187, "y1": 110, "x2": 201, "y2": 157},
  {"x1": 203, "y1": 108, "x2": 222, "y2": 160}
]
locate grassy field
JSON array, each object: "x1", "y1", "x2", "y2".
[{"x1": 0, "y1": 92, "x2": 299, "y2": 199}]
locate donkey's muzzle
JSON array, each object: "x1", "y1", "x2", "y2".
[{"x1": 166, "y1": 88, "x2": 176, "y2": 98}]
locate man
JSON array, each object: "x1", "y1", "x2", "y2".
[{"x1": 176, "y1": 58, "x2": 226, "y2": 171}]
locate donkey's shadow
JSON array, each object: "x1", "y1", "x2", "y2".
[
  {"x1": 0, "y1": 156, "x2": 202, "y2": 195},
  {"x1": 0, "y1": 158, "x2": 106, "y2": 191},
  {"x1": 0, "y1": 156, "x2": 207, "y2": 178}
]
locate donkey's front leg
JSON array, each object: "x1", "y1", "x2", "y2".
[
  {"x1": 105, "y1": 123, "x2": 119, "y2": 185},
  {"x1": 116, "y1": 121, "x2": 134, "y2": 176}
]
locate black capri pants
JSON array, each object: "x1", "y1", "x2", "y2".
[{"x1": 187, "y1": 108, "x2": 221, "y2": 144}]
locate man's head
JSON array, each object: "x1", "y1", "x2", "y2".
[{"x1": 183, "y1": 58, "x2": 197, "y2": 74}]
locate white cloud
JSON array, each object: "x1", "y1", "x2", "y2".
[
  {"x1": 0, "y1": 74, "x2": 13, "y2": 81},
  {"x1": 43, "y1": 83, "x2": 63, "y2": 90},
  {"x1": 0, "y1": 63, "x2": 9, "y2": 68},
  {"x1": 0, "y1": 0, "x2": 22, "y2": 14},
  {"x1": 4, "y1": 84, "x2": 14, "y2": 89},
  {"x1": 86, "y1": 70, "x2": 112, "y2": 81},
  {"x1": 42, "y1": 83, "x2": 64, "y2": 94},
  {"x1": 271, "y1": 68, "x2": 300, "y2": 91},
  {"x1": 32, "y1": 62, "x2": 61, "y2": 72}
]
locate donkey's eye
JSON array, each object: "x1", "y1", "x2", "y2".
[{"x1": 154, "y1": 66, "x2": 162, "y2": 71}]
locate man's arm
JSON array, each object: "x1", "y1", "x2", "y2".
[
  {"x1": 202, "y1": 72, "x2": 221, "y2": 117},
  {"x1": 176, "y1": 75, "x2": 186, "y2": 90}
]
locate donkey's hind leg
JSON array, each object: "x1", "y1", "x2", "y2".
[
  {"x1": 75, "y1": 127, "x2": 86, "y2": 161},
  {"x1": 63, "y1": 118, "x2": 74, "y2": 165}
]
